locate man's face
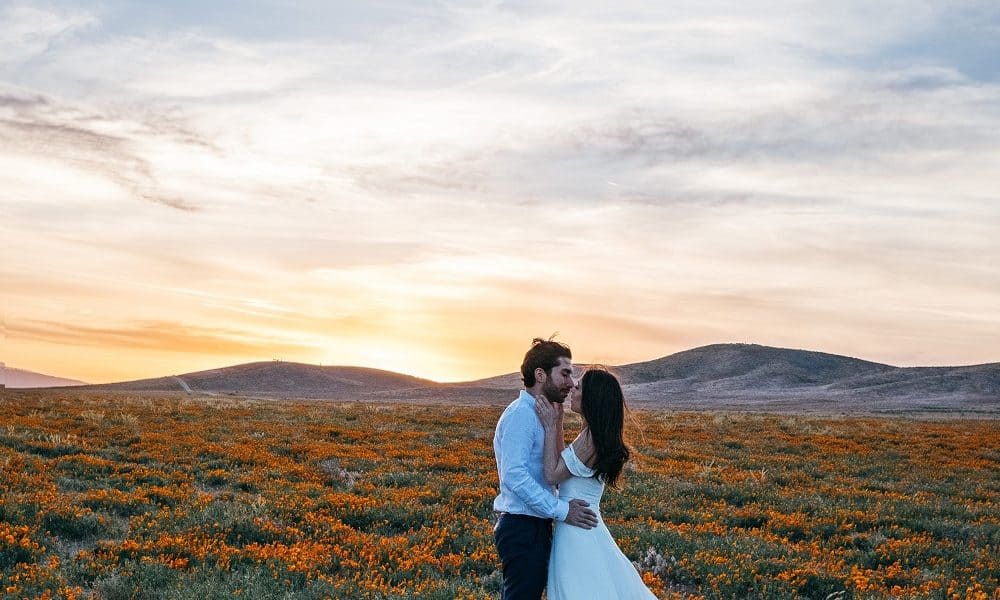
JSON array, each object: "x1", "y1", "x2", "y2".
[{"x1": 541, "y1": 356, "x2": 574, "y2": 403}]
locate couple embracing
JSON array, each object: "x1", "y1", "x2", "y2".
[{"x1": 493, "y1": 338, "x2": 657, "y2": 599}]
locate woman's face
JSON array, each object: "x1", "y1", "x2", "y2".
[{"x1": 569, "y1": 379, "x2": 582, "y2": 414}]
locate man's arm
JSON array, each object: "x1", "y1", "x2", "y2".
[
  {"x1": 498, "y1": 409, "x2": 570, "y2": 521},
  {"x1": 499, "y1": 408, "x2": 597, "y2": 529}
]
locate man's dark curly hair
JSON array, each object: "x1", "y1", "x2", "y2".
[{"x1": 520, "y1": 337, "x2": 572, "y2": 387}]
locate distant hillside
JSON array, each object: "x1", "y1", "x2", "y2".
[
  {"x1": 620, "y1": 345, "x2": 998, "y2": 412},
  {"x1": 829, "y1": 363, "x2": 1000, "y2": 397},
  {"x1": 462, "y1": 344, "x2": 895, "y2": 389},
  {"x1": 615, "y1": 344, "x2": 895, "y2": 386},
  {"x1": 93, "y1": 361, "x2": 437, "y2": 398},
  {"x1": 72, "y1": 345, "x2": 999, "y2": 414},
  {"x1": 460, "y1": 344, "x2": 999, "y2": 413},
  {"x1": 2, "y1": 366, "x2": 86, "y2": 389}
]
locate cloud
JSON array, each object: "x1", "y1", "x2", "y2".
[
  {"x1": 0, "y1": 3, "x2": 98, "y2": 67},
  {"x1": 224, "y1": 236, "x2": 436, "y2": 271},
  {"x1": 0, "y1": 91, "x2": 51, "y2": 108},
  {"x1": 9, "y1": 319, "x2": 317, "y2": 357},
  {"x1": 9, "y1": 0, "x2": 992, "y2": 215},
  {"x1": 0, "y1": 87, "x2": 206, "y2": 211},
  {"x1": 879, "y1": 66, "x2": 970, "y2": 92}
]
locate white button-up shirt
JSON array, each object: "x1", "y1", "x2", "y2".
[{"x1": 493, "y1": 390, "x2": 570, "y2": 521}]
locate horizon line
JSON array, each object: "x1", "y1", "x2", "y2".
[{"x1": 8, "y1": 341, "x2": 999, "y2": 387}]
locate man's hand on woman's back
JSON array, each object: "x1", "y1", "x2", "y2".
[{"x1": 565, "y1": 499, "x2": 598, "y2": 529}]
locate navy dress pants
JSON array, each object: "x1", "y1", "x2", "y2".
[{"x1": 493, "y1": 513, "x2": 552, "y2": 600}]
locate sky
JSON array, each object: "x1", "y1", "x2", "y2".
[{"x1": 2, "y1": 0, "x2": 999, "y2": 384}]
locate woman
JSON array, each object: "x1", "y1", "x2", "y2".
[{"x1": 534, "y1": 368, "x2": 657, "y2": 600}]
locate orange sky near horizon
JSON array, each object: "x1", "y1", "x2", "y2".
[{"x1": 3, "y1": 2, "x2": 999, "y2": 384}]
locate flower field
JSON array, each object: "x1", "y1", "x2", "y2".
[{"x1": 1, "y1": 390, "x2": 997, "y2": 599}]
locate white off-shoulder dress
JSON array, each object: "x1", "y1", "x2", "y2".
[{"x1": 546, "y1": 445, "x2": 658, "y2": 600}]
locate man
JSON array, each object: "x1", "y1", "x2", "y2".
[{"x1": 493, "y1": 338, "x2": 599, "y2": 600}]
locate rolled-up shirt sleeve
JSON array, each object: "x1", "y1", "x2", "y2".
[{"x1": 498, "y1": 408, "x2": 570, "y2": 521}]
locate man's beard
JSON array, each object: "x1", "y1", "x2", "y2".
[{"x1": 542, "y1": 379, "x2": 566, "y2": 403}]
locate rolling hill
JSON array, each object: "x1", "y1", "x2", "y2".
[
  {"x1": 66, "y1": 344, "x2": 999, "y2": 414},
  {"x1": 92, "y1": 361, "x2": 436, "y2": 398},
  {"x1": 2, "y1": 366, "x2": 87, "y2": 388},
  {"x1": 617, "y1": 344, "x2": 997, "y2": 407},
  {"x1": 454, "y1": 344, "x2": 999, "y2": 413}
]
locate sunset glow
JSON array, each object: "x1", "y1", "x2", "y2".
[{"x1": 3, "y1": 1, "x2": 999, "y2": 384}]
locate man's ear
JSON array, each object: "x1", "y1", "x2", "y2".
[{"x1": 534, "y1": 367, "x2": 546, "y2": 384}]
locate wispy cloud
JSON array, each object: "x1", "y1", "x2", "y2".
[
  {"x1": 10, "y1": 319, "x2": 318, "y2": 357},
  {"x1": 0, "y1": 3, "x2": 97, "y2": 67},
  {"x1": 0, "y1": 87, "x2": 204, "y2": 211}
]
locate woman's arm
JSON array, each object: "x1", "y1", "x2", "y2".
[{"x1": 534, "y1": 397, "x2": 574, "y2": 485}]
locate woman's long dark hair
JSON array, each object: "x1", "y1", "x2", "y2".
[{"x1": 580, "y1": 368, "x2": 630, "y2": 488}]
